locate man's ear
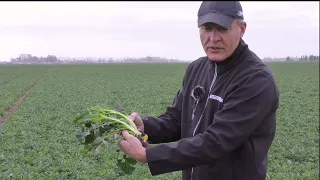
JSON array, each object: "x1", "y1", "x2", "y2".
[{"x1": 240, "y1": 21, "x2": 247, "y2": 38}]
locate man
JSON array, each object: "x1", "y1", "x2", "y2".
[{"x1": 118, "y1": 1, "x2": 280, "y2": 180}]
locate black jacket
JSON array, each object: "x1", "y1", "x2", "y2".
[{"x1": 142, "y1": 39, "x2": 280, "y2": 180}]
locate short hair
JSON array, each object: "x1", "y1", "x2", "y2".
[{"x1": 237, "y1": 19, "x2": 244, "y2": 25}]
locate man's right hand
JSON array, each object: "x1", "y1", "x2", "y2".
[
  {"x1": 128, "y1": 112, "x2": 150, "y2": 147},
  {"x1": 128, "y1": 112, "x2": 144, "y2": 133}
]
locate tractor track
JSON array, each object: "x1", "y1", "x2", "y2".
[{"x1": 0, "y1": 68, "x2": 53, "y2": 125}]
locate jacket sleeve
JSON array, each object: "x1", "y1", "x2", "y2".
[
  {"x1": 141, "y1": 65, "x2": 190, "y2": 144},
  {"x1": 145, "y1": 72, "x2": 279, "y2": 175}
]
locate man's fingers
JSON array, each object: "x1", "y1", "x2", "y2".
[
  {"x1": 121, "y1": 130, "x2": 132, "y2": 140},
  {"x1": 137, "y1": 127, "x2": 143, "y2": 132},
  {"x1": 128, "y1": 112, "x2": 138, "y2": 121},
  {"x1": 141, "y1": 140, "x2": 150, "y2": 148},
  {"x1": 118, "y1": 139, "x2": 128, "y2": 151}
]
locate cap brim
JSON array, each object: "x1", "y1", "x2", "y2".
[{"x1": 198, "y1": 13, "x2": 234, "y2": 29}]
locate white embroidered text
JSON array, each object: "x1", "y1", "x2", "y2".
[{"x1": 209, "y1": 94, "x2": 223, "y2": 103}]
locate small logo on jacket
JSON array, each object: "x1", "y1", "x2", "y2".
[{"x1": 209, "y1": 94, "x2": 223, "y2": 103}]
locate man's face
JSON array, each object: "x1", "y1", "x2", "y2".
[{"x1": 199, "y1": 19, "x2": 246, "y2": 62}]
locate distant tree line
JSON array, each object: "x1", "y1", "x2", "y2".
[
  {"x1": 286, "y1": 54, "x2": 319, "y2": 61},
  {"x1": 5, "y1": 53, "x2": 319, "y2": 64},
  {"x1": 7, "y1": 54, "x2": 186, "y2": 64},
  {"x1": 298, "y1": 55, "x2": 319, "y2": 61},
  {"x1": 10, "y1": 54, "x2": 61, "y2": 64}
]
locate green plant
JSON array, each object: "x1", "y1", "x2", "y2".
[{"x1": 73, "y1": 105, "x2": 148, "y2": 176}]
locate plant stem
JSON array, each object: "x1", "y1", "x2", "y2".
[
  {"x1": 99, "y1": 114, "x2": 141, "y2": 136},
  {"x1": 99, "y1": 109, "x2": 139, "y2": 132}
]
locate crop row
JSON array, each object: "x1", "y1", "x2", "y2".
[{"x1": 0, "y1": 65, "x2": 50, "y2": 117}]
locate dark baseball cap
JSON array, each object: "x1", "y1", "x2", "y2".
[{"x1": 197, "y1": 1, "x2": 244, "y2": 28}]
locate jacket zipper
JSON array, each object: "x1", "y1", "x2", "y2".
[{"x1": 190, "y1": 62, "x2": 217, "y2": 180}]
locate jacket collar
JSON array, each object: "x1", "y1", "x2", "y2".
[{"x1": 209, "y1": 38, "x2": 249, "y2": 75}]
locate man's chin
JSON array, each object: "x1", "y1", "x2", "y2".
[{"x1": 207, "y1": 54, "x2": 227, "y2": 62}]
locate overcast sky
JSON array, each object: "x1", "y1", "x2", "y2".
[{"x1": 0, "y1": 1, "x2": 319, "y2": 62}]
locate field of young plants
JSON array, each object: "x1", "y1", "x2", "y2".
[{"x1": 0, "y1": 61, "x2": 319, "y2": 179}]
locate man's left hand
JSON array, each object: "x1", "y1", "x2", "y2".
[{"x1": 118, "y1": 130, "x2": 147, "y2": 163}]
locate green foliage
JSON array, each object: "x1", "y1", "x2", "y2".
[
  {"x1": 0, "y1": 62, "x2": 318, "y2": 179},
  {"x1": 0, "y1": 65, "x2": 48, "y2": 118},
  {"x1": 73, "y1": 105, "x2": 145, "y2": 176}
]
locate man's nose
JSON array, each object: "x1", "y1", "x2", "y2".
[{"x1": 209, "y1": 30, "x2": 221, "y2": 42}]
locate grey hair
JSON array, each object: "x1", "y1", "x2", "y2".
[{"x1": 237, "y1": 19, "x2": 244, "y2": 25}]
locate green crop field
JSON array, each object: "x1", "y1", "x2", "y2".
[{"x1": 0, "y1": 61, "x2": 319, "y2": 179}]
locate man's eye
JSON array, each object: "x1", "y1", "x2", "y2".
[
  {"x1": 217, "y1": 27, "x2": 228, "y2": 32},
  {"x1": 203, "y1": 25, "x2": 227, "y2": 32},
  {"x1": 204, "y1": 26, "x2": 213, "y2": 31}
]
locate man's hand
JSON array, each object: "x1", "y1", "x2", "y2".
[
  {"x1": 128, "y1": 112, "x2": 149, "y2": 147},
  {"x1": 128, "y1": 112, "x2": 144, "y2": 133},
  {"x1": 119, "y1": 130, "x2": 147, "y2": 163}
]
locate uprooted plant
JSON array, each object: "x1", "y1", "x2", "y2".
[{"x1": 73, "y1": 105, "x2": 149, "y2": 176}]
